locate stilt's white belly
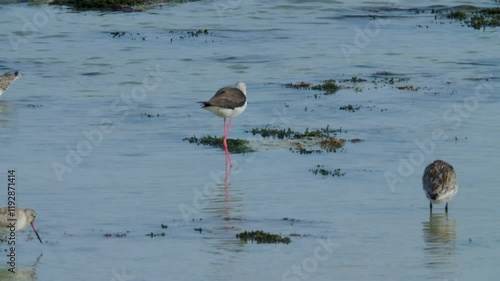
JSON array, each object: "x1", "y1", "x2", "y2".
[{"x1": 204, "y1": 102, "x2": 247, "y2": 118}]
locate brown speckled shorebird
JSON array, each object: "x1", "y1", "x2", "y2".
[
  {"x1": 0, "y1": 207, "x2": 42, "y2": 243},
  {"x1": 0, "y1": 71, "x2": 21, "y2": 96},
  {"x1": 422, "y1": 160, "x2": 458, "y2": 213}
]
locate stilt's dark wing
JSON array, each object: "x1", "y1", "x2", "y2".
[{"x1": 200, "y1": 86, "x2": 246, "y2": 109}]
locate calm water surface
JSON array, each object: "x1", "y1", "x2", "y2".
[{"x1": 0, "y1": 0, "x2": 499, "y2": 280}]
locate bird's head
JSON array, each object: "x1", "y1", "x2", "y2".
[
  {"x1": 25, "y1": 209, "x2": 43, "y2": 243},
  {"x1": 235, "y1": 81, "x2": 247, "y2": 95}
]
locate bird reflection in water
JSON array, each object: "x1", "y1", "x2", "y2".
[
  {"x1": 0, "y1": 253, "x2": 42, "y2": 281},
  {"x1": 205, "y1": 161, "x2": 241, "y2": 226},
  {"x1": 422, "y1": 213, "x2": 457, "y2": 271}
]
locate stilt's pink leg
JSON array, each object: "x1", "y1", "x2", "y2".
[
  {"x1": 226, "y1": 151, "x2": 232, "y2": 167},
  {"x1": 223, "y1": 118, "x2": 228, "y2": 152},
  {"x1": 224, "y1": 163, "x2": 231, "y2": 221},
  {"x1": 222, "y1": 118, "x2": 232, "y2": 166},
  {"x1": 223, "y1": 118, "x2": 227, "y2": 138},
  {"x1": 226, "y1": 117, "x2": 233, "y2": 137}
]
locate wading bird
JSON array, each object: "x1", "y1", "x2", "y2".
[
  {"x1": 422, "y1": 160, "x2": 458, "y2": 213},
  {"x1": 0, "y1": 207, "x2": 43, "y2": 243},
  {"x1": 199, "y1": 82, "x2": 247, "y2": 166},
  {"x1": 0, "y1": 71, "x2": 21, "y2": 96}
]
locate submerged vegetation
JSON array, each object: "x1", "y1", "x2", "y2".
[
  {"x1": 184, "y1": 126, "x2": 358, "y2": 155},
  {"x1": 284, "y1": 79, "x2": 343, "y2": 94},
  {"x1": 319, "y1": 138, "x2": 346, "y2": 153},
  {"x1": 468, "y1": 9, "x2": 500, "y2": 30},
  {"x1": 284, "y1": 76, "x2": 370, "y2": 95},
  {"x1": 51, "y1": 0, "x2": 194, "y2": 12},
  {"x1": 183, "y1": 135, "x2": 254, "y2": 154},
  {"x1": 339, "y1": 104, "x2": 361, "y2": 112},
  {"x1": 247, "y1": 126, "x2": 363, "y2": 154},
  {"x1": 284, "y1": 79, "x2": 342, "y2": 94},
  {"x1": 446, "y1": 11, "x2": 467, "y2": 21},
  {"x1": 248, "y1": 126, "x2": 343, "y2": 140},
  {"x1": 438, "y1": 7, "x2": 500, "y2": 30},
  {"x1": 237, "y1": 230, "x2": 291, "y2": 244},
  {"x1": 248, "y1": 126, "x2": 347, "y2": 154},
  {"x1": 341, "y1": 76, "x2": 367, "y2": 83},
  {"x1": 283, "y1": 81, "x2": 311, "y2": 89},
  {"x1": 396, "y1": 85, "x2": 420, "y2": 91},
  {"x1": 310, "y1": 165, "x2": 346, "y2": 177},
  {"x1": 145, "y1": 232, "x2": 166, "y2": 238},
  {"x1": 311, "y1": 79, "x2": 341, "y2": 94},
  {"x1": 108, "y1": 29, "x2": 212, "y2": 43}
]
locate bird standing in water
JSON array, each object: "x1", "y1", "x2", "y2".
[
  {"x1": 199, "y1": 82, "x2": 247, "y2": 166},
  {"x1": 422, "y1": 160, "x2": 458, "y2": 213},
  {"x1": 0, "y1": 207, "x2": 43, "y2": 243},
  {"x1": 0, "y1": 71, "x2": 21, "y2": 96}
]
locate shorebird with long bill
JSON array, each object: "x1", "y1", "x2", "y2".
[
  {"x1": 199, "y1": 82, "x2": 247, "y2": 166},
  {"x1": 422, "y1": 160, "x2": 458, "y2": 213},
  {"x1": 0, "y1": 207, "x2": 43, "y2": 243},
  {"x1": 0, "y1": 71, "x2": 21, "y2": 96}
]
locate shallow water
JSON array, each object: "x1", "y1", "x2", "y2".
[{"x1": 0, "y1": 0, "x2": 499, "y2": 280}]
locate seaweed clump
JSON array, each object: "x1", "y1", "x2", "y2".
[
  {"x1": 51, "y1": 0, "x2": 192, "y2": 12},
  {"x1": 183, "y1": 135, "x2": 254, "y2": 154},
  {"x1": 247, "y1": 126, "x2": 349, "y2": 154},
  {"x1": 339, "y1": 104, "x2": 361, "y2": 112},
  {"x1": 248, "y1": 126, "x2": 343, "y2": 140},
  {"x1": 284, "y1": 76, "x2": 370, "y2": 94},
  {"x1": 446, "y1": 11, "x2": 467, "y2": 21},
  {"x1": 319, "y1": 137, "x2": 346, "y2": 152},
  {"x1": 468, "y1": 9, "x2": 500, "y2": 30},
  {"x1": 284, "y1": 82, "x2": 311, "y2": 89},
  {"x1": 237, "y1": 230, "x2": 291, "y2": 244},
  {"x1": 442, "y1": 7, "x2": 500, "y2": 30},
  {"x1": 341, "y1": 76, "x2": 367, "y2": 83},
  {"x1": 311, "y1": 79, "x2": 341, "y2": 94},
  {"x1": 310, "y1": 165, "x2": 346, "y2": 177}
]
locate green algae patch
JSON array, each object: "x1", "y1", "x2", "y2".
[
  {"x1": 341, "y1": 76, "x2": 367, "y2": 83},
  {"x1": 51, "y1": 0, "x2": 194, "y2": 12},
  {"x1": 247, "y1": 126, "x2": 350, "y2": 154},
  {"x1": 247, "y1": 127, "x2": 295, "y2": 139},
  {"x1": 183, "y1": 135, "x2": 254, "y2": 154},
  {"x1": 311, "y1": 79, "x2": 341, "y2": 94},
  {"x1": 284, "y1": 76, "x2": 374, "y2": 95},
  {"x1": 248, "y1": 126, "x2": 343, "y2": 140},
  {"x1": 438, "y1": 7, "x2": 500, "y2": 30},
  {"x1": 237, "y1": 230, "x2": 291, "y2": 244},
  {"x1": 469, "y1": 10, "x2": 500, "y2": 30},
  {"x1": 447, "y1": 11, "x2": 467, "y2": 21},
  {"x1": 283, "y1": 81, "x2": 311, "y2": 89},
  {"x1": 283, "y1": 75, "x2": 383, "y2": 96}
]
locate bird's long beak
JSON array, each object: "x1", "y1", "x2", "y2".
[{"x1": 30, "y1": 222, "x2": 43, "y2": 243}]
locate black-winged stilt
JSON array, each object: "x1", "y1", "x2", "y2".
[{"x1": 199, "y1": 82, "x2": 247, "y2": 166}]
